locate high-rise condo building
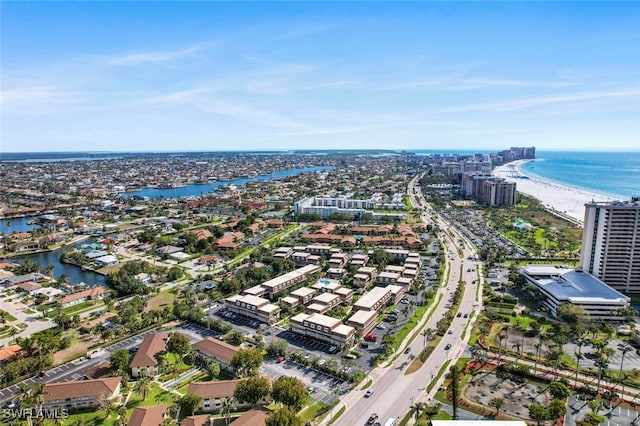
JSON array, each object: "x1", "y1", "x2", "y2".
[{"x1": 581, "y1": 197, "x2": 640, "y2": 293}]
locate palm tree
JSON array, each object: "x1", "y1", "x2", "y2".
[
  {"x1": 619, "y1": 345, "x2": 633, "y2": 398},
  {"x1": 422, "y1": 328, "x2": 434, "y2": 350},
  {"x1": 411, "y1": 402, "x2": 426, "y2": 421},
  {"x1": 574, "y1": 336, "x2": 588, "y2": 388},
  {"x1": 222, "y1": 397, "x2": 233, "y2": 426},
  {"x1": 134, "y1": 377, "x2": 152, "y2": 400}
]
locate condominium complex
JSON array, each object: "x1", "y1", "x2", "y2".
[
  {"x1": 294, "y1": 195, "x2": 407, "y2": 221},
  {"x1": 581, "y1": 198, "x2": 640, "y2": 293}
]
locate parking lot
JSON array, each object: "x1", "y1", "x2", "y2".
[
  {"x1": 566, "y1": 394, "x2": 640, "y2": 426},
  {"x1": 261, "y1": 358, "x2": 350, "y2": 404}
]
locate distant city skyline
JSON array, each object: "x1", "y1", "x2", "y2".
[{"x1": 2, "y1": 2, "x2": 639, "y2": 153}]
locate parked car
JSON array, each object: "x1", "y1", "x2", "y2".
[
  {"x1": 364, "y1": 334, "x2": 377, "y2": 342},
  {"x1": 276, "y1": 356, "x2": 285, "y2": 363}
]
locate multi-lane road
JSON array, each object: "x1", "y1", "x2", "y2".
[{"x1": 322, "y1": 173, "x2": 483, "y2": 425}]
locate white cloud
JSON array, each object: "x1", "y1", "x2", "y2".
[{"x1": 106, "y1": 41, "x2": 218, "y2": 66}]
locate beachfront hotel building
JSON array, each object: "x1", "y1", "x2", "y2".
[
  {"x1": 520, "y1": 265, "x2": 630, "y2": 321},
  {"x1": 581, "y1": 198, "x2": 640, "y2": 293}
]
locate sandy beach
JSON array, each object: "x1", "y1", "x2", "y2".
[{"x1": 493, "y1": 160, "x2": 617, "y2": 224}]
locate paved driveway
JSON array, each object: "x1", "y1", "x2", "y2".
[{"x1": 261, "y1": 358, "x2": 350, "y2": 405}]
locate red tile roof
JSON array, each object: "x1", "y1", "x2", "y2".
[
  {"x1": 187, "y1": 380, "x2": 242, "y2": 399},
  {"x1": 43, "y1": 377, "x2": 121, "y2": 402},
  {"x1": 127, "y1": 404, "x2": 167, "y2": 426},
  {"x1": 192, "y1": 337, "x2": 238, "y2": 364},
  {"x1": 129, "y1": 332, "x2": 169, "y2": 368}
]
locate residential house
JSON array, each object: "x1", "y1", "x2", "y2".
[{"x1": 57, "y1": 286, "x2": 112, "y2": 308}]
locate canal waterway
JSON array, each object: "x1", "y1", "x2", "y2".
[
  {"x1": 14, "y1": 241, "x2": 106, "y2": 286},
  {"x1": 123, "y1": 166, "x2": 332, "y2": 198},
  {"x1": 0, "y1": 216, "x2": 40, "y2": 234}
]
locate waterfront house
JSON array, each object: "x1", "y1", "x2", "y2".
[
  {"x1": 127, "y1": 405, "x2": 167, "y2": 426},
  {"x1": 192, "y1": 337, "x2": 239, "y2": 374},
  {"x1": 42, "y1": 377, "x2": 121, "y2": 411},
  {"x1": 56, "y1": 286, "x2": 112, "y2": 308},
  {"x1": 129, "y1": 332, "x2": 169, "y2": 378}
]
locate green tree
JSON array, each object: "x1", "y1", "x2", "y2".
[
  {"x1": 167, "y1": 332, "x2": 191, "y2": 358},
  {"x1": 233, "y1": 376, "x2": 271, "y2": 406},
  {"x1": 206, "y1": 361, "x2": 220, "y2": 379},
  {"x1": 109, "y1": 349, "x2": 130, "y2": 374},
  {"x1": 265, "y1": 407, "x2": 302, "y2": 426},
  {"x1": 266, "y1": 338, "x2": 289, "y2": 357},
  {"x1": 221, "y1": 397, "x2": 234, "y2": 426},
  {"x1": 583, "y1": 412, "x2": 605, "y2": 425},
  {"x1": 271, "y1": 376, "x2": 307, "y2": 411},
  {"x1": 134, "y1": 377, "x2": 152, "y2": 400},
  {"x1": 178, "y1": 394, "x2": 201, "y2": 416},
  {"x1": 528, "y1": 403, "x2": 548, "y2": 426},
  {"x1": 446, "y1": 364, "x2": 462, "y2": 419},
  {"x1": 556, "y1": 304, "x2": 589, "y2": 325},
  {"x1": 231, "y1": 348, "x2": 263, "y2": 377},
  {"x1": 225, "y1": 331, "x2": 245, "y2": 346},
  {"x1": 547, "y1": 398, "x2": 567, "y2": 421},
  {"x1": 548, "y1": 381, "x2": 571, "y2": 400},
  {"x1": 489, "y1": 397, "x2": 505, "y2": 414}
]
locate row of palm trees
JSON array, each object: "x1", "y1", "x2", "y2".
[{"x1": 481, "y1": 318, "x2": 636, "y2": 397}]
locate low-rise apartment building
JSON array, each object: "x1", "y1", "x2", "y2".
[
  {"x1": 225, "y1": 294, "x2": 281, "y2": 324},
  {"x1": 127, "y1": 405, "x2": 167, "y2": 426},
  {"x1": 352, "y1": 266, "x2": 378, "y2": 289},
  {"x1": 129, "y1": 332, "x2": 169, "y2": 378},
  {"x1": 42, "y1": 377, "x2": 121, "y2": 411},
  {"x1": 353, "y1": 285, "x2": 404, "y2": 313},
  {"x1": 377, "y1": 271, "x2": 401, "y2": 285},
  {"x1": 290, "y1": 313, "x2": 355, "y2": 346},
  {"x1": 193, "y1": 337, "x2": 239, "y2": 374},
  {"x1": 345, "y1": 309, "x2": 378, "y2": 335},
  {"x1": 187, "y1": 380, "x2": 253, "y2": 413},
  {"x1": 260, "y1": 264, "x2": 322, "y2": 299}
]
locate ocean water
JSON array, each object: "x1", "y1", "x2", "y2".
[{"x1": 520, "y1": 151, "x2": 640, "y2": 200}]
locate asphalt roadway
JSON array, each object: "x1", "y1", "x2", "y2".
[{"x1": 322, "y1": 174, "x2": 483, "y2": 425}]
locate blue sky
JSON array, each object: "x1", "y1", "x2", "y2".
[{"x1": 1, "y1": 2, "x2": 639, "y2": 152}]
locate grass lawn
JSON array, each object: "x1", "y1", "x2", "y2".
[
  {"x1": 60, "y1": 300, "x2": 100, "y2": 315},
  {"x1": 23, "y1": 308, "x2": 36, "y2": 314},
  {"x1": 0, "y1": 309, "x2": 17, "y2": 322},
  {"x1": 145, "y1": 292, "x2": 176, "y2": 312},
  {"x1": 299, "y1": 401, "x2": 327, "y2": 423}
]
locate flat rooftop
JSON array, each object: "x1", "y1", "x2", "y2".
[{"x1": 522, "y1": 265, "x2": 630, "y2": 303}]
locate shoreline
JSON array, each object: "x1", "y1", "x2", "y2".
[{"x1": 493, "y1": 160, "x2": 618, "y2": 224}]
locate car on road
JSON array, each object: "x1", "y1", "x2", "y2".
[
  {"x1": 367, "y1": 413, "x2": 378, "y2": 424},
  {"x1": 448, "y1": 329, "x2": 454, "y2": 334},
  {"x1": 463, "y1": 313, "x2": 469, "y2": 318},
  {"x1": 365, "y1": 390, "x2": 373, "y2": 398},
  {"x1": 456, "y1": 312, "x2": 462, "y2": 317},
  {"x1": 445, "y1": 343, "x2": 452, "y2": 350},
  {"x1": 404, "y1": 347, "x2": 411, "y2": 354}
]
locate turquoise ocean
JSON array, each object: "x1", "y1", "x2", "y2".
[
  {"x1": 415, "y1": 149, "x2": 640, "y2": 200},
  {"x1": 520, "y1": 151, "x2": 640, "y2": 200}
]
